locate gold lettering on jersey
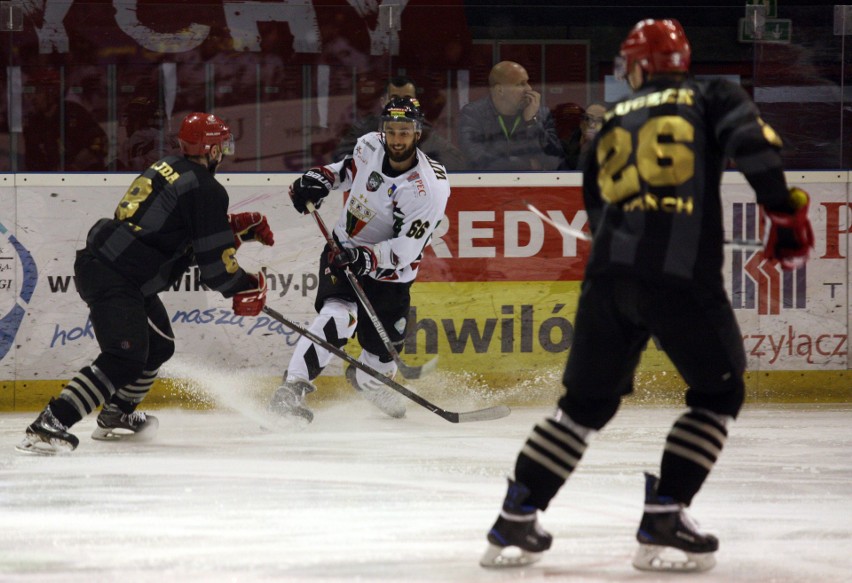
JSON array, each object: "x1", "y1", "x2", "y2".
[
  {"x1": 622, "y1": 193, "x2": 694, "y2": 215},
  {"x1": 222, "y1": 247, "x2": 239, "y2": 274},
  {"x1": 152, "y1": 160, "x2": 180, "y2": 184},
  {"x1": 613, "y1": 88, "x2": 694, "y2": 117}
]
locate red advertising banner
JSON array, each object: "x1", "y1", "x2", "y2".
[{"x1": 420, "y1": 186, "x2": 590, "y2": 282}]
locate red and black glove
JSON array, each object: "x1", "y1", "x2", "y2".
[
  {"x1": 232, "y1": 271, "x2": 267, "y2": 316},
  {"x1": 329, "y1": 245, "x2": 376, "y2": 277},
  {"x1": 290, "y1": 167, "x2": 334, "y2": 214},
  {"x1": 763, "y1": 187, "x2": 814, "y2": 271},
  {"x1": 228, "y1": 212, "x2": 274, "y2": 250}
]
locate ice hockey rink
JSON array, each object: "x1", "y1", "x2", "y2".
[{"x1": 1, "y1": 363, "x2": 850, "y2": 583}]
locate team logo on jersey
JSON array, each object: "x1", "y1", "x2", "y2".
[
  {"x1": 366, "y1": 171, "x2": 384, "y2": 192},
  {"x1": 730, "y1": 202, "x2": 807, "y2": 315},
  {"x1": 345, "y1": 194, "x2": 375, "y2": 238}
]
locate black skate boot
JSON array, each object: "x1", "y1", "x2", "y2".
[
  {"x1": 91, "y1": 403, "x2": 159, "y2": 442},
  {"x1": 346, "y1": 364, "x2": 405, "y2": 419},
  {"x1": 480, "y1": 479, "x2": 552, "y2": 568},
  {"x1": 633, "y1": 472, "x2": 718, "y2": 572},
  {"x1": 16, "y1": 399, "x2": 80, "y2": 455},
  {"x1": 268, "y1": 373, "x2": 315, "y2": 423}
]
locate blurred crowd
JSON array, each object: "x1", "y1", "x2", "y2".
[{"x1": 14, "y1": 59, "x2": 610, "y2": 173}]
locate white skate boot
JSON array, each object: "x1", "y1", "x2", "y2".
[
  {"x1": 346, "y1": 365, "x2": 405, "y2": 419},
  {"x1": 268, "y1": 373, "x2": 316, "y2": 423}
]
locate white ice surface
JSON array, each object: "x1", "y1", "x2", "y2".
[{"x1": 1, "y1": 385, "x2": 850, "y2": 583}]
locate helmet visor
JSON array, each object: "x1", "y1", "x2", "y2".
[{"x1": 221, "y1": 134, "x2": 235, "y2": 156}]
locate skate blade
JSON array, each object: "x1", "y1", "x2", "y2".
[
  {"x1": 260, "y1": 410, "x2": 313, "y2": 433},
  {"x1": 266, "y1": 405, "x2": 314, "y2": 425},
  {"x1": 15, "y1": 435, "x2": 75, "y2": 456},
  {"x1": 632, "y1": 543, "x2": 716, "y2": 572},
  {"x1": 91, "y1": 417, "x2": 159, "y2": 442},
  {"x1": 479, "y1": 543, "x2": 541, "y2": 568}
]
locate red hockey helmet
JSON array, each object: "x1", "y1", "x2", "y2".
[
  {"x1": 616, "y1": 19, "x2": 691, "y2": 80},
  {"x1": 178, "y1": 112, "x2": 234, "y2": 156}
]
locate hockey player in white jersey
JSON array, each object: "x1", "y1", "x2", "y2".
[{"x1": 268, "y1": 96, "x2": 451, "y2": 422}]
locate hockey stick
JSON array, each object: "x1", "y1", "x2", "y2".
[
  {"x1": 306, "y1": 201, "x2": 438, "y2": 380},
  {"x1": 526, "y1": 201, "x2": 592, "y2": 241},
  {"x1": 525, "y1": 202, "x2": 764, "y2": 251},
  {"x1": 261, "y1": 305, "x2": 510, "y2": 423}
]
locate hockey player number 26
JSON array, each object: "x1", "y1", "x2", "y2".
[
  {"x1": 596, "y1": 116, "x2": 695, "y2": 204},
  {"x1": 115, "y1": 176, "x2": 154, "y2": 221}
]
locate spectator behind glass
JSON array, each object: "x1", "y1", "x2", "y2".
[
  {"x1": 114, "y1": 96, "x2": 180, "y2": 171},
  {"x1": 333, "y1": 76, "x2": 467, "y2": 171},
  {"x1": 563, "y1": 102, "x2": 607, "y2": 170},
  {"x1": 458, "y1": 61, "x2": 564, "y2": 171},
  {"x1": 23, "y1": 70, "x2": 108, "y2": 171}
]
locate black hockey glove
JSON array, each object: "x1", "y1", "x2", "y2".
[
  {"x1": 290, "y1": 167, "x2": 334, "y2": 214},
  {"x1": 329, "y1": 245, "x2": 376, "y2": 277}
]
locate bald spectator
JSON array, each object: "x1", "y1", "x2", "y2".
[{"x1": 458, "y1": 61, "x2": 564, "y2": 171}]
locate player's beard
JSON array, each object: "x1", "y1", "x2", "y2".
[{"x1": 386, "y1": 141, "x2": 417, "y2": 164}]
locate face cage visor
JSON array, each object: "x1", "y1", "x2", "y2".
[
  {"x1": 381, "y1": 118, "x2": 422, "y2": 133},
  {"x1": 220, "y1": 134, "x2": 235, "y2": 156}
]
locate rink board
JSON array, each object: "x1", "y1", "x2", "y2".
[{"x1": 0, "y1": 172, "x2": 849, "y2": 410}]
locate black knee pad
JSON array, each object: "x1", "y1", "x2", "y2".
[
  {"x1": 557, "y1": 392, "x2": 620, "y2": 431},
  {"x1": 93, "y1": 352, "x2": 145, "y2": 390},
  {"x1": 146, "y1": 336, "x2": 175, "y2": 370},
  {"x1": 686, "y1": 377, "x2": 745, "y2": 419}
]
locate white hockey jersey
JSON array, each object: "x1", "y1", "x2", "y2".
[{"x1": 323, "y1": 132, "x2": 451, "y2": 283}]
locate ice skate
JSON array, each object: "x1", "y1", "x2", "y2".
[
  {"x1": 268, "y1": 373, "x2": 315, "y2": 423},
  {"x1": 480, "y1": 479, "x2": 552, "y2": 568},
  {"x1": 91, "y1": 403, "x2": 159, "y2": 442},
  {"x1": 16, "y1": 400, "x2": 80, "y2": 455},
  {"x1": 632, "y1": 472, "x2": 717, "y2": 572},
  {"x1": 346, "y1": 364, "x2": 405, "y2": 419}
]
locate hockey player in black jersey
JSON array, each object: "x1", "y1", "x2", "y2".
[
  {"x1": 480, "y1": 19, "x2": 814, "y2": 572},
  {"x1": 17, "y1": 112, "x2": 273, "y2": 455}
]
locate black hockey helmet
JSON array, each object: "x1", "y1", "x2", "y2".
[{"x1": 380, "y1": 96, "x2": 424, "y2": 131}]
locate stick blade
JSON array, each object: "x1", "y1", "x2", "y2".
[
  {"x1": 398, "y1": 356, "x2": 439, "y2": 380},
  {"x1": 442, "y1": 405, "x2": 511, "y2": 423}
]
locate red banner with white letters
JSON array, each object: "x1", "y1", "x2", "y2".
[{"x1": 420, "y1": 186, "x2": 590, "y2": 282}]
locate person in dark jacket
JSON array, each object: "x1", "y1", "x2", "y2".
[
  {"x1": 562, "y1": 102, "x2": 606, "y2": 170},
  {"x1": 458, "y1": 61, "x2": 564, "y2": 171},
  {"x1": 17, "y1": 112, "x2": 273, "y2": 456},
  {"x1": 480, "y1": 19, "x2": 814, "y2": 573}
]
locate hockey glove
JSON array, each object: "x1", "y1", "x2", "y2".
[
  {"x1": 232, "y1": 271, "x2": 267, "y2": 316},
  {"x1": 290, "y1": 167, "x2": 334, "y2": 214},
  {"x1": 763, "y1": 187, "x2": 814, "y2": 271},
  {"x1": 228, "y1": 212, "x2": 274, "y2": 250},
  {"x1": 330, "y1": 245, "x2": 376, "y2": 277}
]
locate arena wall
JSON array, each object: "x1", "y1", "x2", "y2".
[{"x1": 0, "y1": 171, "x2": 848, "y2": 410}]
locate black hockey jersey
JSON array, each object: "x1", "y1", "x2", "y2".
[
  {"x1": 85, "y1": 155, "x2": 253, "y2": 297},
  {"x1": 582, "y1": 77, "x2": 791, "y2": 287}
]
